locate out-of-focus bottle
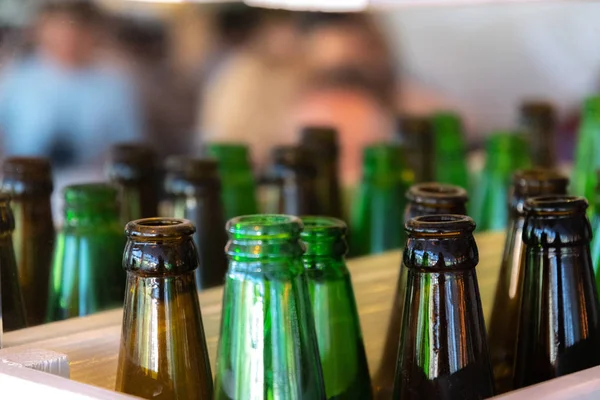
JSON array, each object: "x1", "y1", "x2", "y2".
[
  {"x1": 430, "y1": 112, "x2": 469, "y2": 189},
  {"x1": 520, "y1": 101, "x2": 557, "y2": 168},
  {"x1": 514, "y1": 195, "x2": 600, "y2": 389},
  {"x1": 214, "y1": 214, "x2": 326, "y2": 400},
  {"x1": 398, "y1": 115, "x2": 434, "y2": 183},
  {"x1": 301, "y1": 216, "x2": 372, "y2": 400},
  {"x1": 1, "y1": 157, "x2": 54, "y2": 327},
  {"x1": 115, "y1": 218, "x2": 213, "y2": 399},
  {"x1": 47, "y1": 183, "x2": 125, "y2": 321},
  {"x1": 349, "y1": 143, "x2": 412, "y2": 257},
  {"x1": 470, "y1": 132, "x2": 530, "y2": 231},
  {"x1": 488, "y1": 169, "x2": 568, "y2": 394},
  {"x1": 0, "y1": 192, "x2": 27, "y2": 333},
  {"x1": 393, "y1": 215, "x2": 495, "y2": 399},
  {"x1": 375, "y1": 182, "x2": 468, "y2": 399}
]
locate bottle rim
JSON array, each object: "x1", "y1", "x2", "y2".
[
  {"x1": 227, "y1": 214, "x2": 302, "y2": 239},
  {"x1": 126, "y1": 218, "x2": 195, "y2": 238},
  {"x1": 513, "y1": 169, "x2": 568, "y2": 191},
  {"x1": 63, "y1": 183, "x2": 119, "y2": 209},
  {"x1": 406, "y1": 214, "x2": 475, "y2": 236},
  {"x1": 2, "y1": 157, "x2": 53, "y2": 190},
  {"x1": 525, "y1": 195, "x2": 587, "y2": 215},
  {"x1": 300, "y1": 216, "x2": 346, "y2": 238},
  {"x1": 406, "y1": 182, "x2": 468, "y2": 205}
]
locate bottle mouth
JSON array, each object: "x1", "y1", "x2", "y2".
[
  {"x1": 63, "y1": 183, "x2": 119, "y2": 209},
  {"x1": 406, "y1": 214, "x2": 475, "y2": 236},
  {"x1": 2, "y1": 157, "x2": 53, "y2": 189},
  {"x1": 406, "y1": 182, "x2": 468, "y2": 204},
  {"x1": 300, "y1": 216, "x2": 347, "y2": 257},
  {"x1": 227, "y1": 214, "x2": 302, "y2": 239},
  {"x1": 513, "y1": 169, "x2": 568, "y2": 194},
  {"x1": 525, "y1": 195, "x2": 587, "y2": 215},
  {"x1": 126, "y1": 218, "x2": 195, "y2": 238}
]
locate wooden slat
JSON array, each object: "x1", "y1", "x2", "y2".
[{"x1": 3, "y1": 230, "x2": 506, "y2": 392}]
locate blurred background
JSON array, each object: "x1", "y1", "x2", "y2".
[{"x1": 1, "y1": 0, "x2": 599, "y2": 220}]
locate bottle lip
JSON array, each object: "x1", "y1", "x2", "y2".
[
  {"x1": 227, "y1": 214, "x2": 302, "y2": 239},
  {"x1": 406, "y1": 214, "x2": 475, "y2": 236},
  {"x1": 126, "y1": 218, "x2": 196, "y2": 238},
  {"x1": 525, "y1": 195, "x2": 587, "y2": 215},
  {"x1": 406, "y1": 182, "x2": 468, "y2": 205},
  {"x1": 300, "y1": 126, "x2": 339, "y2": 155},
  {"x1": 300, "y1": 216, "x2": 346, "y2": 238},
  {"x1": 2, "y1": 157, "x2": 53, "y2": 185},
  {"x1": 63, "y1": 183, "x2": 119, "y2": 209},
  {"x1": 110, "y1": 143, "x2": 155, "y2": 165},
  {"x1": 513, "y1": 169, "x2": 567, "y2": 189}
]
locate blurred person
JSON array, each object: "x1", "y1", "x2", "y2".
[{"x1": 0, "y1": 1, "x2": 142, "y2": 169}]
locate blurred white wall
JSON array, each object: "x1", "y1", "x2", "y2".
[{"x1": 379, "y1": 1, "x2": 600, "y2": 139}]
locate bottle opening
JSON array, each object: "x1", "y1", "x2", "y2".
[
  {"x1": 406, "y1": 214, "x2": 475, "y2": 236},
  {"x1": 407, "y1": 182, "x2": 468, "y2": 204},
  {"x1": 126, "y1": 218, "x2": 195, "y2": 238},
  {"x1": 64, "y1": 183, "x2": 119, "y2": 208},
  {"x1": 2, "y1": 157, "x2": 53, "y2": 192},
  {"x1": 513, "y1": 169, "x2": 568, "y2": 192},
  {"x1": 227, "y1": 214, "x2": 302, "y2": 239},
  {"x1": 525, "y1": 195, "x2": 587, "y2": 215},
  {"x1": 300, "y1": 216, "x2": 347, "y2": 258}
]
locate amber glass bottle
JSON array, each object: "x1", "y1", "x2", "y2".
[
  {"x1": 116, "y1": 218, "x2": 213, "y2": 399},
  {"x1": 520, "y1": 101, "x2": 557, "y2": 168},
  {"x1": 398, "y1": 116, "x2": 434, "y2": 182}
]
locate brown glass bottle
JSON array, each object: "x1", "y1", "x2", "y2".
[
  {"x1": 394, "y1": 215, "x2": 494, "y2": 400},
  {"x1": 0, "y1": 193, "x2": 27, "y2": 333},
  {"x1": 375, "y1": 183, "x2": 468, "y2": 399},
  {"x1": 1, "y1": 157, "x2": 54, "y2": 327},
  {"x1": 272, "y1": 145, "x2": 320, "y2": 215},
  {"x1": 520, "y1": 101, "x2": 557, "y2": 168},
  {"x1": 398, "y1": 116, "x2": 434, "y2": 183},
  {"x1": 513, "y1": 196, "x2": 600, "y2": 388},
  {"x1": 488, "y1": 169, "x2": 568, "y2": 393},
  {"x1": 107, "y1": 143, "x2": 160, "y2": 224},
  {"x1": 300, "y1": 126, "x2": 343, "y2": 219},
  {"x1": 168, "y1": 157, "x2": 228, "y2": 289},
  {"x1": 115, "y1": 218, "x2": 213, "y2": 399}
]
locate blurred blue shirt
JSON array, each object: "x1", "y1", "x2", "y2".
[{"x1": 0, "y1": 55, "x2": 142, "y2": 168}]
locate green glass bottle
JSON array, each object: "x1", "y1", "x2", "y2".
[
  {"x1": 169, "y1": 157, "x2": 228, "y2": 290},
  {"x1": 488, "y1": 169, "x2": 568, "y2": 394},
  {"x1": 398, "y1": 116, "x2": 434, "y2": 183},
  {"x1": 116, "y1": 218, "x2": 213, "y2": 399},
  {"x1": 107, "y1": 143, "x2": 160, "y2": 224},
  {"x1": 214, "y1": 215, "x2": 326, "y2": 400},
  {"x1": 514, "y1": 196, "x2": 600, "y2": 388},
  {"x1": 470, "y1": 132, "x2": 530, "y2": 231},
  {"x1": 520, "y1": 101, "x2": 557, "y2": 168},
  {"x1": 205, "y1": 143, "x2": 258, "y2": 219},
  {"x1": 0, "y1": 192, "x2": 27, "y2": 332},
  {"x1": 375, "y1": 182, "x2": 468, "y2": 399},
  {"x1": 591, "y1": 170, "x2": 600, "y2": 278},
  {"x1": 47, "y1": 183, "x2": 125, "y2": 321},
  {"x1": 349, "y1": 143, "x2": 412, "y2": 257},
  {"x1": 394, "y1": 215, "x2": 495, "y2": 399},
  {"x1": 430, "y1": 112, "x2": 469, "y2": 189},
  {"x1": 1, "y1": 157, "x2": 54, "y2": 327},
  {"x1": 300, "y1": 216, "x2": 372, "y2": 400},
  {"x1": 300, "y1": 127, "x2": 343, "y2": 219}
]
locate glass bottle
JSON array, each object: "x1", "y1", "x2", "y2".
[
  {"x1": 397, "y1": 115, "x2": 434, "y2": 183},
  {"x1": 271, "y1": 145, "x2": 320, "y2": 216},
  {"x1": 205, "y1": 143, "x2": 258, "y2": 219},
  {"x1": 470, "y1": 132, "x2": 530, "y2": 231},
  {"x1": 214, "y1": 215, "x2": 326, "y2": 400},
  {"x1": 591, "y1": 170, "x2": 600, "y2": 277},
  {"x1": 430, "y1": 112, "x2": 470, "y2": 189},
  {"x1": 300, "y1": 216, "x2": 372, "y2": 400},
  {"x1": 115, "y1": 218, "x2": 213, "y2": 399},
  {"x1": 47, "y1": 183, "x2": 125, "y2": 321},
  {"x1": 488, "y1": 169, "x2": 568, "y2": 393},
  {"x1": 0, "y1": 193, "x2": 27, "y2": 333},
  {"x1": 514, "y1": 195, "x2": 600, "y2": 388},
  {"x1": 349, "y1": 143, "x2": 412, "y2": 257},
  {"x1": 1, "y1": 157, "x2": 54, "y2": 326},
  {"x1": 520, "y1": 101, "x2": 557, "y2": 168},
  {"x1": 393, "y1": 215, "x2": 495, "y2": 400},
  {"x1": 169, "y1": 157, "x2": 228, "y2": 290},
  {"x1": 107, "y1": 143, "x2": 160, "y2": 224},
  {"x1": 300, "y1": 126, "x2": 343, "y2": 219},
  {"x1": 375, "y1": 182, "x2": 469, "y2": 399}
]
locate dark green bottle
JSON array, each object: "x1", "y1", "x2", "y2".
[
  {"x1": 430, "y1": 112, "x2": 469, "y2": 189},
  {"x1": 520, "y1": 101, "x2": 557, "y2": 168},
  {"x1": 116, "y1": 218, "x2": 213, "y2": 399},
  {"x1": 107, "y1": 143, "x2": 160, "y2": 224},
  {"x1": 394, "y1": 215, "x2": 494, "y2": 399},
  {"x1": 470, "y1": 132, "x2": 530, "y2": 231},
  {"x1": 271, "y1": 145, "x2": 320, "y2": 216},
  {"x1": 214, "y1": 215, "x2": 326, "y2": 399},
  {"x1": 300, "y1": 216, "x2": 372, "y2": 400},
  {"x1": 0, "y1": 192, "x2": 27, "y2": 332},
  {"x1": 349, "y1": 144, "x2": 412, "y2": 257},
  {"x1": 398, "y1": 116, "x2": 434, "y2": 183},
  {"x1": 47, "y1": 183, "x2": 125, "y2": 321},
  {"x1": 205, "y1": 143, "x2": 258, "y2": 219},
  {"x1": 488, "y1": 169, "x2": 568, "y2": 394},
  {"x1": 514, "y1": 195, "x2": 600, "y2": 388},
  {"x1": 375, "y1": 182, "x2": 468, "y2": 399},
  {"x1": 300, "y1": 127, "x2": 343, "y2": 219},
  {"x1": 169, "y1": 157, "x2": 228, "y2": 290},
  {"x1": 1, "y1": 157, "x2": 54, "y2": 327}
]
